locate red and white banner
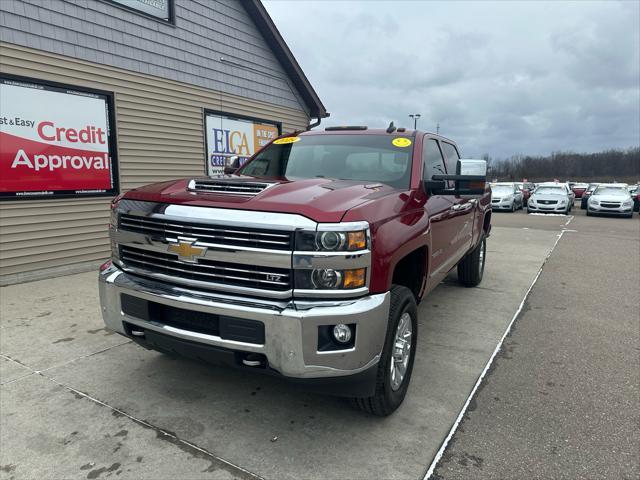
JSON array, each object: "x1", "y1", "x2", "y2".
[{"x1": 0, "y1": 77, "x2": 118, "y2": 200}]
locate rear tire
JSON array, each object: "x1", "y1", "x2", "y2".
[
  {"x1": 458, "y1": 235, "x2": 486, "y2": 287},
  {"x1": 351, "y1": 285, "x2": 418, "y2": 417}
]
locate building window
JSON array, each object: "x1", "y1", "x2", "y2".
[{"x1": 107, "y1": 0, "x2": 175, "y2": 23}]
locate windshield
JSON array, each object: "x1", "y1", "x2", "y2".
[
  {"x1": 492, "y1": 185, "x2": 515, "y2": 194},
  {"x1": 239, "y1": 134, "x2": 414, "y2": 189},
  {"x1": 534, "y1": 186, "x2": 566, "y2": 195},
  {"x1": 593, "y1": 186, "x2": 628, "y2": 196}
]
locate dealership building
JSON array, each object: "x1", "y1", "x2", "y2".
[{"x1": 0, "y1": 0, "x2": 327, "y2": 285}]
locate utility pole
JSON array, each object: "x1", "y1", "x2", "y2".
[
  {"x1": 436, "y1": 123, "x2": 440, "y2": 134},
  {"x1": 408, "y1": 113, "x2": 421, "y2": 130}
]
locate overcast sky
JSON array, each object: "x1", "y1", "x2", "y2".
[{"x1": 264, "y1": 0, "x2": 640, "y2": 159}]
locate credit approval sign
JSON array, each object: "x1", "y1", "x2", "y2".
[
  {"x1": 205, "y1": 112, "x2": 279, "y2": 176},
  {"x1": 0, "y1": 76, "x2": 118, "y2": 200}
]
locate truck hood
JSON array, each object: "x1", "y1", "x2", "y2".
[{"x1": 123, "y1": 176, "x2": 400, "y2": 223}]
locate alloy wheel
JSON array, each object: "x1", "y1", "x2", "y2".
[{"x1": 390, "y1": 312, "x2": 413, "y2": 391}]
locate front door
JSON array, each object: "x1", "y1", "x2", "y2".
[
  {"x1": 440, "y1": 141, "x2": 474, "y2": 264},
  {"x1": 422, "y1": 137, "x2": 455, "y2": 279}
]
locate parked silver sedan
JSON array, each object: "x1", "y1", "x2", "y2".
[
  {"x1": 587, "y1": 184, "x2": 634, "y2": 218},
  {"x1": 527, "y1": 184, "x2": 572, "y2": 214},
  {"x1": 490, "y1": 182, "x2": 524, "y2": 212}
]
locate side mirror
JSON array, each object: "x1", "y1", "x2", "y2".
[
  {"x1": 431, "y1": 159, "x2": 487, "y2": 196},
  {"x1": 457, "y1": 159, "x2": 487, "y2": 177},
  {"x1": 424, "y1": 179, "x2": 447, "y2": 193},
  {"x1": 223, "y1": 155, "x2": 240, "y2": 175}
]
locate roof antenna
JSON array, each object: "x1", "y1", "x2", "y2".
[{"x1": 386, "y1": 121, "x2": 396, "y2": 133}]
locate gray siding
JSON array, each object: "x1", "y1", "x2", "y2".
[
  {"x1": 0, "y1": 0, "x2": 309, "y2": 114},
  {"x1": 0, "y1": 42, "x2": 310, "y2": 281}
]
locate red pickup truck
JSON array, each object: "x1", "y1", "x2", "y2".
[{"x1": 99, "y1": 126, "x2": 491, "y2": 416}]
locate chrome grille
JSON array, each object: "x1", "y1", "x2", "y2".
[
  {"x1": 538, "y1": 199, "x2": 558, "y2": 205},
  {"x1": 119, "y1": 214, "x2": 292, "y2": 250},
  {"x1": 120, "y1": 245, "x2": 291, "y2": 292},
  {"x1": 601, "y1": 202, "x2": 621, "y2": 208},
  {"x1": 188, "y1": 179, "x2": 274, "y2": 196}
]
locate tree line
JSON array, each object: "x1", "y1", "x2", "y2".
[{"x1": 485, "y1": 147, "x2": 640, "y2": 183}]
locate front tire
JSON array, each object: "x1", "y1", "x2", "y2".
[
  {"x1": 351, "y1": 285, "x2": 417, "y2": 417},
  {"x1": 458, "y1": 235, "x2": 486, "y2": 287}
]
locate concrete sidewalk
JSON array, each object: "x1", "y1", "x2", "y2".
[
  {"x1": 433, "y1": 212, "x2": 640, "y2": 479},
  {"x1": 1, "y1": 219, "x2": 560, "y2": 480}
]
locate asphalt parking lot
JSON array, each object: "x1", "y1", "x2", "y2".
[{"x1": 1, "y1": 204, "x2": 638, "y2": 480}]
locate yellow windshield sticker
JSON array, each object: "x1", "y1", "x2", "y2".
[
  {"x1": 392, "y1": 137, "x2": 412, "y2": 147},
  {"x1": 273, "y1": 137, "x2": 301, "y2": 145}
]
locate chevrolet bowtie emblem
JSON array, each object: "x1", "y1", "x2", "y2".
[{"x1": 167, "y1": 240, "x2": 207, "y2": 262}]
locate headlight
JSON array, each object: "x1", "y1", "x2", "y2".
[
  {"x1": 109, "y1": 200, "x2": 120, "y2": 260},
  {"x1": 295, "y1": 230, "x2": 367, "y2": 251},
  {"x1": 109, "y1": 193, "x2": 124, "y2": 229},
  {"x1": 559, "y1": 199, "x2": 567, "y2": 205},
  {"x1": 295, "y1": 268, "x2": 366, "y2": 290},
  {"x1": 110, "y1": 208, "x2": 118, "y2": 229},
  {"x1": 623, "y1": 199, "x2": 632, "y2": 206},
  {"x1": 590, "y1": 199, "x2": 599, "y2": 205}
]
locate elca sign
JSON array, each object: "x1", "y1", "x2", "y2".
[
  {"x1": 205, "y1": 113, "x2": 279, "y2": 176},
  {"x1": 0, "y1": 77, "x2": 118, "y2": 200}
]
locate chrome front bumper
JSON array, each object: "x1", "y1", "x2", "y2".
[{"x1": 99, "y1": 264, "x2": 390, "y2": 379}]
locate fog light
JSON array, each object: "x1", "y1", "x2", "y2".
[{"x1": 332, "y1": 324, "x2": 352, "y2": 344}]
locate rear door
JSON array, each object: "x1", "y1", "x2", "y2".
[{"x1": 440, "y1": 141, "x2": 474, "y2": 262}]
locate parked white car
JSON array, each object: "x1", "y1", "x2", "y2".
[
  {"x1": 587, "y1": 184, "x2": 634, "y2": 218},
  {"x1": 527, "y1": 184, "x2": 572, "y2": 214},
  {"x1": 490, "y1": 182, "x2": 524, "y2": 212}
]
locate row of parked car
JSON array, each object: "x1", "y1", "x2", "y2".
[{"x1": 490, "y1": 181, "x2": 639, "y2": 217}]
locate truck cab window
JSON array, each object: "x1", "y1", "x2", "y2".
[
  {"x1": 440, "y1": 142, "x2": 461, "y2": 188},
  {"x1": 441, "y1": 142, "x2": 460, "y2": 172},
  {"x1": 423, "y1": 139, "x2": 447, "y2": 182}
]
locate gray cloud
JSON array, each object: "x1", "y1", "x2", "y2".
[{"x1": 265, "y1": 0, "x2": 640, "y2": 158}]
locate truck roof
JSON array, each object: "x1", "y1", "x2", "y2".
[{"x1": 297, "y1": 127, "x2": 456, "y2": 144}]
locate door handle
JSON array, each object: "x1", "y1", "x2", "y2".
[{"x1": 452, "y1": 203, "x2": 473, "y2": 212}]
